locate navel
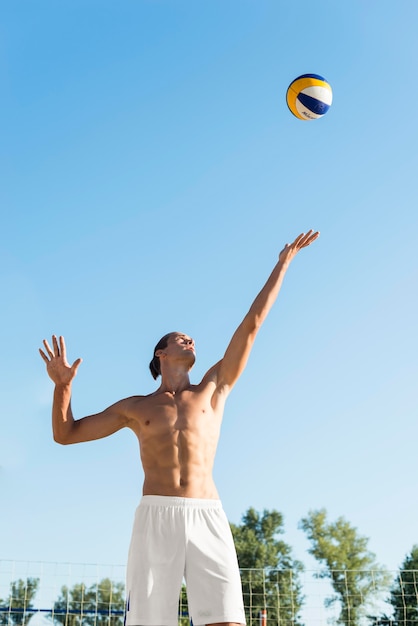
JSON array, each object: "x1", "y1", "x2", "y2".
[{"x1": 145, "y1": 420, "x2": 150, "y2": 426}]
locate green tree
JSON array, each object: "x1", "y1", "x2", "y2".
[
  {"x1": 231, "y1": 507, "x2": 304, "y2": 626},
  {"x1": 300, "y1": 508, "x2": 389, "y2": 626},
  {"x1": 0, "y1": 578, "x2": 39, "y2": 626},
  {"x1": 178, "y1": 584, "x2": 189, "y2": 626},
  {"x1": 51, "y1": 578, "x2": 125, "y2": 626},
  {"x1": 385, "y1": 545, "x2": 418, "y2": 626}
]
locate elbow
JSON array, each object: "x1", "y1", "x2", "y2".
[
  {"x1": 253, "y1": 318, "x2": 262, "y2": 332},
  {"x1": 53, "y1": 432, "x2": 72, "y2": 445},
  {"x1": 246, "y1": 308, "x2": 263, "y2": 332},
  {"x1": 247, "y1": 317, "x2": 262, "y2": 336}
]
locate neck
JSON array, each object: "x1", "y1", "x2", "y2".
[{"x1": 158, "y1": 370, "x2": 190, "y2": 395}]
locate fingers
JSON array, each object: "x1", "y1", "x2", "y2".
[
  {"x1": 52, "y1": 335, "x2": 60, "y2": 356},
  {"x1": 294, "y1": 232, "x2": 309, "y2": 246},
  {"x1": 42, "y1": 338, "x2": 54, "y2": 358},
  {"x1": 279, "y1": 231, "x2": 319, "y2": 261},
  {"x1": 301, "y1": 230, "x2": 320, "y2": 248},
  {"x1": 59, "y1": 335, "x2": 67, "y2": 360},
  {"x1": 293, "y1": 230, "x2": 320, "y2": 249},
  {"x1": 39, "y1": 335, "x2": 65, "y2": 362},
  {"x1": 39, "y1": 348, "x2": 49, "y2": 364}
]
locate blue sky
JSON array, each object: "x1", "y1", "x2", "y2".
[{"x1": 1, "y1": 0, "x2": 418, "y2": 593}]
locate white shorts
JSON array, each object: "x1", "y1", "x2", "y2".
[{"x1": 125, "y1": 496, "x2": 246, "y2": 626}]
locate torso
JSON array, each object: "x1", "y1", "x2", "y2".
[{"x1": 124, "y1": 379, "x2": 226, "y2": 499}]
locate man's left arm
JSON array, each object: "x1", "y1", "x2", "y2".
[{"x1": 214, "y1": 230, "x2": 319, "y2": 396}]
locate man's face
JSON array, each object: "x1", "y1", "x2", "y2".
[
  {"x1": 154, "y1": 333, "x2": 196, "y2": 371},
  {"x1": 167, "y1": 333, "x2": 195, "y2": 356}
]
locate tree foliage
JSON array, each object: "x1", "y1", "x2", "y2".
[
  {"x1": 0, "y1": 578, "x2": 39, "y2": 626},
  {"x1": 300, "y1": 508, "x2": 389, "y2": 626},
  {"x1": 178, "y1": 584, "x2": 189, "y2": 626},
  {"x1": 386, "y1": 544, "x2": 418, "y2": 626},
  {"x1": 231, "y1": 507, "x2": 304, "y2": 626},
  {"x1": 51, "y1": 577, "x2": 125, "y2": 626}
]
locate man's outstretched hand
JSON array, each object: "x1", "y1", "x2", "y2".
[
  {"x1": 39, "y1": 335, "x2": 82, "y2": 386},
  {"x1": 279, "y1": 230, "x2": 320, "y2": 265}
]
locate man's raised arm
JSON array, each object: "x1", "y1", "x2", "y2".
[
  {"x1": 215, "y1": 230, "x2": 319, "y2": 394},
  {"x1": 39, "y1": 335, "x2": 129, "y2": 444}
]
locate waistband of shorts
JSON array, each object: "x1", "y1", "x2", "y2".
[{"x1": 139, "y1": 495, "x2": 223, "y2": 509}]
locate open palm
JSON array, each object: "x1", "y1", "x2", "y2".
[
  {"x1": 39, "y1": 335, "x2": 82, "y2": 385},
  {"x1": 279, "y1": 230, "x2": 319, "y2": 264}
]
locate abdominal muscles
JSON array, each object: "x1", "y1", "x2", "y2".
[{"x1": 139, "y1": 406, "x2": 221, "y2": 499}]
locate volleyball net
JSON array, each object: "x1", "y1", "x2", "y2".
[{"x1": 0, "y1": 560, "x2": 415, "y2": 626}]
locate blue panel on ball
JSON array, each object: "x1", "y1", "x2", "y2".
[
  {"x1": 297, "y1": 93, "x2": 330, "y2": 115},
  {"x1": 294, "y1": 73, "x2": 326, "y2": 82}
]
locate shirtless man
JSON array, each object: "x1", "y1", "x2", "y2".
[{"x1": 39, "y1": 230, "x2": 319, "y2": 626}]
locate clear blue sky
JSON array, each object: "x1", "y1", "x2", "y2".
[{"x1": 1, "y1": 0, "x2": 418, "y2": 587}]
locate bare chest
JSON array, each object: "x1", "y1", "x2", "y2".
[{"x1": 130, "y1": 391, "x2": 220, "y2": 440}]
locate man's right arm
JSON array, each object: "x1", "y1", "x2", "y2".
[
  {"x1": 40, "y1": 335, "x2": 131, "y2": 445},
  {"x1": 51, "y1": 383, "x2": 130, "y2": 444}
]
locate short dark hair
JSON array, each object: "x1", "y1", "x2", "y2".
[{"x1": 149, "y1": 333, "x2": 175, "y2": 380}]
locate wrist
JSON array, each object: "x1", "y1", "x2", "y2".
[
  {"x1": 277, "y1": 256, "x2": 291, "y2": 270},
  {"x1": 54, "y1": 382, "x2": 72, "y2": 393}
]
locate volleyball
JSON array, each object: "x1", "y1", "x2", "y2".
[{"x1": 286, "y1": 74, "x2": 332, "y2": 121}]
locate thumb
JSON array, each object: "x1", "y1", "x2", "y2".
[{"x1": 71, "y1": 358, "x2": 83, "y2": 375}]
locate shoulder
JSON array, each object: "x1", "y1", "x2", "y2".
[
  {"x1": 107, "y1": 395, "x2": 146, "y2": 409},
  {"x1": 103, "y1": 395, "x2": 149, "y2": 420},
  {"x1": 199, "y1": 360, "x2": 222, "y2": 387},
  {"x1": 198, "y1": 360, "x2": 231, "y2": 403},
  {"x1": 100, "y1": 395, "x2": 160, "y2": 434}
]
